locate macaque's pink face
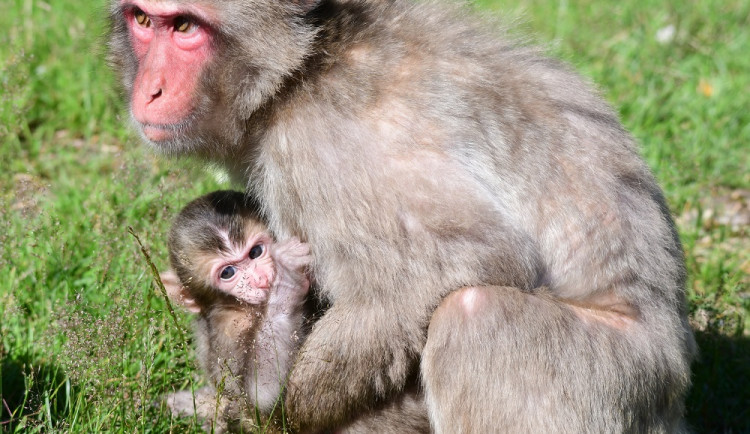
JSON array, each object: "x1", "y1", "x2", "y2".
[
  {"x1": 206, "y1": 231, "x2": 276, "y2": 305},
  {"x1": 121, "y1": 0, "x2": 214, "y2": 142}
]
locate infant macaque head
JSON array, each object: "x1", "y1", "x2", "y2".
[{"x1": 162, "y1": 190, "x2": 275, "y2": 312}]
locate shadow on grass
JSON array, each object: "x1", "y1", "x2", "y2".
[
  {"x1": 1, "y1": 353, "x2": 75, "y2": 431},
  {"x1": 687, "y1": 329, "x2": 750, "y2": 433},
  {"x1": 1, "y1": 329, "x2": 746, "y2": 432}
]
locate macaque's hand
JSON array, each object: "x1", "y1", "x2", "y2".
[{"x1": 271, "y1": 237, "x2": 312, "y2": 294}]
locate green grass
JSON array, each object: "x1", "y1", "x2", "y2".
[{"x1": 1, "y1": 0, "x2": 748, "y2": 431}]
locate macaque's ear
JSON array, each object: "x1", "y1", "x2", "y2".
[{"x1": 160, "y1": 270, "x2": 201, "y2": 313}]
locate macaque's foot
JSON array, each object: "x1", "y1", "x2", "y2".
[
  {"x1": 164, "y1": 387, "x2": 227, "y2": 433},
  {"x1": 165, "y1": 390, "x2": 199, "y2": 417}
]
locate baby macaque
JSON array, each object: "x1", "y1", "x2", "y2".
[{"x1": 161, "y1": 190, "x2": 311, "y2": 432}]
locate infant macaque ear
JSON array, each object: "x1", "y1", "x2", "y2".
[{"x1": 160, "y1": 270, "x2": 201, "y2": 313}]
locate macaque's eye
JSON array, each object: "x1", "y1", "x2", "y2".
[
  {"x1": 249, "y1": 244, "x2": 264, "y2": 259},
  {"x1": 133, "y1": 8, "x2": 151, "y2": 27},
  {"x1": 220, "y1": 265, "x2": 236, "y2": 280},
  {"x1": 174, "y1": 16, "x2": 197, "y2": 33}
]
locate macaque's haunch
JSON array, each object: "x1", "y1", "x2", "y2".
[
  {"x1": 110, "y1": 0, "x2": 696, "y2": 431},
  {"x1": 161, "y1": 191, "x2": 311, "y2": 432}
]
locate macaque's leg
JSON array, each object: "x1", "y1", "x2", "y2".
[{"x1": 422, "y1": 286, "x2": 692, "y2": 433}]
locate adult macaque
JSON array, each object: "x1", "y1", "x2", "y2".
[
  {"x1": 161, "y1": 190, "x2": 311, "y2": 432},
  {"x1": 110, "y1": 0, "x2": 696, "y2": 431}
]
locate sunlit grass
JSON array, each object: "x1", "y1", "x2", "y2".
[{"x1": 1, "y1": 0, "x2": 748, "y2": 431}]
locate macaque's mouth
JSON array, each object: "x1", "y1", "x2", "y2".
[{"x1": 141, "y1": 123, "x2": 182, "y2": 142}]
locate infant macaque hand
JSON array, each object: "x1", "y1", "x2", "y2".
[{"x1": 271, "y1": 237, "x2": 312, "y2": 295}]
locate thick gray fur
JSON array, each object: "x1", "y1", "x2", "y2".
[{"x1": 112, "y1": 0, "x2": 696, "y2": 432}]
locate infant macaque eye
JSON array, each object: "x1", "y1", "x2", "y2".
[
  {"x1": 220, "y1": 265, "x2": 236, "y2": 280},
  {"x1": 249, "y1": 244, "x2": 264, "y2": 259}
]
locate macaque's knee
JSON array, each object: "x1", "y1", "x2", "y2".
[
  {"x1": 451, "y1": 286, "x2": 485, "y2": 314},
  {"x1": 428, "y1": 286, "x2": 536, "y2": 348},
  {"x1": 427, "y1": 287, "x2": 509, "y2": 345},
  {"x1": 432, "y1": 286, "x2": 498, "y2": 322}
]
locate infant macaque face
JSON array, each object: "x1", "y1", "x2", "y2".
[{"x1": 203, "y1": 228, "x2": 276, "y2": 305}]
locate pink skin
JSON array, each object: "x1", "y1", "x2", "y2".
[
  {"x1": 121, "y1": 0, "x2": 214, "y2": 142},
  {"x1": 161, "y1": 233, "x2": 311, "y2": 313},
  {"x1": 208, "y1": 232, "x2": 276, "y2": 305}
]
